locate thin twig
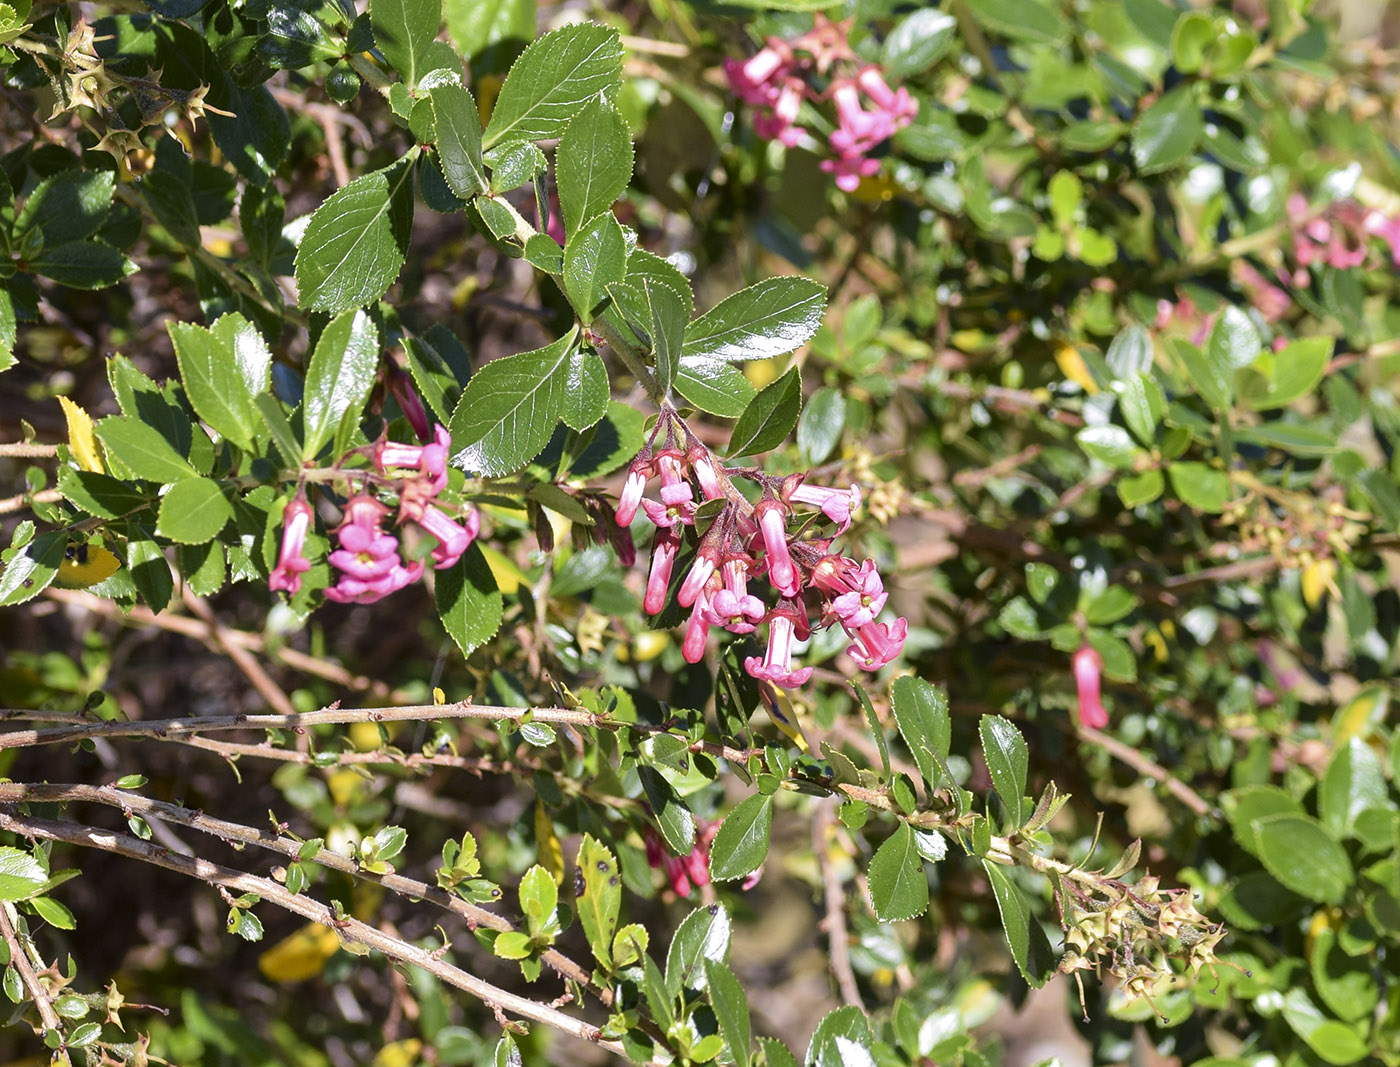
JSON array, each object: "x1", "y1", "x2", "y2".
[
  {"x1": 180, "y1": 587, "x2": 297, "y2": 717},
  {"x1": 0, "y1": 443, "x2": 59, "y2": 458},
  {"x1": 0, "y1": 905, "x2": 73, "y2": 1065},
  {"x1": 0, "y1": 488, "x2": 63, "y2": 515},
  {"x1": 0, "y1": 782, "x2": 608, "y2": 1003},
  {"x1": 1077, "y1": 726, "x2": 1217, "y2": 819},
  {"x1": 0, "y1": 811, "x2": 656, "y2": 1062},
  {"x1": 813, "y1": 800, "x2": 862, "y2": 1009}
]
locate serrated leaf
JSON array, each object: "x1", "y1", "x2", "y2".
[
  {"x1": 665, "y1": 903, "x2": 730, "y2": 998},
  {"x1": 557, "y1": 98, "x2": 633, "y2": 237},
  {"x1": 727, "y1": 365, "x2": 800, "y2": 457},
  {"x1": 95, "y1": 417, "x2": 196, "y2": 482},
  {"x1": 371, "y1": 0, "x2": 441, "y2": 87},
  {"x1": 575, "y1": 835, "x2": 620, "y2": 969},
  {"x1": 982, "y1": 861, "x2": 1056, "y2": 986},
  {"x1": 1253, "y1": 813, "x2": 1353, "y2": 904},
  {"x1": 435, "y1": 542, "x2": 502, "y2": 655},
  {"x1": 295, "y1": 156, "x2": 415, "y2": 313},
  {"x1": 682, "y1": 277, "x2": 826, "y2": 364},
  {"x1": 979, "y1": 714, "x2": 1028, "y2": 825},
  {"x1": 168, "y1": 313, "x2": 271, "y2": 452},
  {"x1": 0, "y1": 847, "x2": 46, "y2": 901},
  {"x1": 158, "y1": 477, "x2": 233, "y2": 545},
  {"x1": 16, "y1": 169, "x2": 114, "y2": 245},
  {"x1": 673, "y1": 357, "x2": 756, "y2": 417},
  {"x1": 483, "y1": 23, "x2": 624, "y2": 149},
  {"x1": 562, "y1": 211, "x2": 628, "y2": 321},
  {"x1": 30, "y1": 241, "x2": 137, "y2": 289},
  {"x1": 868, "y1": 823, "x2": 928, "y2": 922},
  {"x1": 431, "y1": 83, "x2": 488, "y2": 200},
  {"x1": 805, "y1": 1007, "x2": 872, "y2": 1067},
  {"x1": 708, "y1": 794, "x2": 772, "y2": 882},
  {"x1": 705, "y1": 960, "x2": 751, "y2": 1067},
  {"x1": 1319, "y1": 739, "x2": 1388, "y2": 840},
  {"x1": 891, "y1": 676, "x2": 950, "y2": 793},
  {"x1": 302, "y1": 308, "x2": 380, "y2": 460}
]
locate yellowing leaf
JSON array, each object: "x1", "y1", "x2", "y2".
[
  {"x1": 1301, "y1": 558, "x2": 1336, "y2": 609},
  {"x1": 1055, "y1": 343, "x2": 1099, "y2": 394},
  {"x1": 534, "y1": 800, "x2": 564, "y2": 885},
  {"x1": 348, "y1": 721, "x2": 383, "y2": 753},
  {"x1": 55, "y1": 543, "x2": 121, "y2": 589},
  {"x1": 257, "y1": 923, "x2": 340, "y2": 983},
  {"x1": 58, "y1": 396, "x2": 103, "y2": 473},
  {"x1": 758, "y1": 679, "x2": 810, "y2": 752},
  {"x1": 1331, "y1": 685, "x2": 1389, "y2": 745},
  {"x1": 372, "y1": 1040, "x2": 422, "y2": 1067},
  {"x1": 326, "y1": 767, "x2": 368, "y2": 807},
  {"x1": 477, "y1": 544, "x2": 524, "y2": 595}
]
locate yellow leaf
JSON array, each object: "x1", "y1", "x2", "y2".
[
  {"x1": 1331, "y1": 685, "x2": 1389, "y2": 745},
  {"x1": 58, "y1": 395, "x2": 103, "y2": 473},
  {"x1": 534, "y1": 799, "x2": 564, "y2": 885},
  {"x1": 1301, "y1": 558, "x2": 1336, "y2": 609},
  {"x1": 257, "y1": 923, "x2": 339, "y2": 983},
  {"x1": 849, "y1": 173, "x2": 899, "y2": 202},
  {"x1": 1055, "y1": 343, "x2": 1099, "y2": 395},
  {"x1": 372, "y1": 1040, "x2": 423, "y2": 1067},
  {"x1": 326, "y1": 767, "x2": 367, "y2": 807},
  {"x1": 478, "y1": 544, "x2": 524, "y2": 595},
  {"x1": 55, "y1": 542, "x2": 121, "y2": 589},
  {"x1": 744, "y1": 358, "x2": 779, "y2": 389},
  {"x1": 757, "y1": 679, "x2": 810, "y2": 752},
  {"x1": 348, "y1": 721, "x2": 383, "y2": 753}
]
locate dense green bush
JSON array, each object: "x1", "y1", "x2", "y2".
[{"x1": 3, "y1": 0, "x2": 1400, "y2": 1064}]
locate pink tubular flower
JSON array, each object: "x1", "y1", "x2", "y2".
[
  {"x1": 644, "y1": 527, "x2": 681, "y2": 615},
  {"x1": 413, "y1": 502, "x2": 480, "y2": 570},
  {"x1": 686, "y1": 444, "x2": 724, "y2": 501},
  {"x1": 855, "y1": 65, "x2": 917, "y2": 124},
  {"x1": 269, "y1": 495, "x2": 314, "y2": 595},
  {"x1": 745, "y1": 608, "x2": 813, "y2": 688},
  {"x1": 387, "y1": 369, "x2": 432, "y2": 442},
  {"x1": 682, "y1": 592, "x2": 713, "y2": 664},
  {"x1": 1073, "y1": 645, "x2": 1109, "y2": 729},
  {"x1": 845, "y1": 617, "x2": 907, "y2": 672},
  {"x1": 789, "y1": 482, "x2": 861, "y2": 532},
  {"x1": 641, "y1": 450, "x2": 696, "y2": 528},
  {"x1": 821, "y1": 153, "x2": 882, "y2": 193},
  {"x1": 325, "y1": 496, "x2": 422, "y2": 604},
  {"x1": 678, "y1": 545, "x2": 719, "y2": 609},
  {"x1": 724, "y1": 41, "x2": 793, "y2": 107},
  {"x1": 1365, "y1": 211, "x2": 1400, "y2": 266},
  {"x1": 706, "y1": 558, "x2": 766, "y2": 634},
  {"x1": 755, "y1": 500, "x2": 801, "y2": 597},
  {"x1": 829, "y1": 81, "x2": 895, "y2": 156},
  {"x1": 375, "y1": 424, "x2": 451, "y2": 495},
  {"x1": 812, "y1": 556, "x2": 888, "y2": 629},
  {"x1": 616, "y1": 458, "x2": 651, "y2": 527}
]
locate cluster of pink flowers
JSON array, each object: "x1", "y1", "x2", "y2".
[
  {"x1": 269, "y1": 422, "x2": 481, "y2": 604},
  {"x1": 617, "y1": 408, "x2": 906, "y2": 688},
  {"x1": 1283, "y1": 194, "x2": 1400, "y2": 283},
  {"x1": 724, "y1": 15, "x2": 917, "y2": 192},
  {"x1": 643, "y1": 823, "x2": 717, "y2": 899}
]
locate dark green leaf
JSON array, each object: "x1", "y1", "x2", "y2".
[
  {"x1": 158, "y1": 477, "x2": 233, "y2": 544},
  {"x1": 16, "y1": 169, "x2": 114, "y2": 246},
  {"x1": 1253, "y1": 813, "x2": 1353, "y2": 904},
  {"x1": 704, "y1": 960, "x2": 751, "y2": 1067},
  {"x1": 868, "y1": 823, "x2": 929, "y2": 922},
  {"x1": 673, "y1": 357, "x2": 756, "y2": 418},
  {"x1": 30, "y1": 241, "x2": 137, "y2": 289},
  {"x1": 639, "y1": 766, "x2": 694, "y2": 856},
  {"x1": 295, "y1": 156, "x2": 415, "y2": 313},
  {"x1": 435, "y1": 542, "x2": 504, "y2": 656},
  {"x1": 962, "y1": 0, "x2": 1067, "y2": 43},
  {"x1": 562, "y1": 211, "x2": 628, "y2": 321},
  {"x1": 1319, "y1": 739, "x2": 1388, "y2": 841},
  {"x1": 1132, "y1": 87, "x2": 1203, "y2": 173},
  {"x1": 95, "y1": 416, "x2": 196, "y2": 482},
  {"x1": 664, "y1": 903, "x2": 730, "y2": 998},
  {"x1": 708, "y1": 794, "x2": 772, "y2": 882},
  {"x1": 0, "y1": 532, "x2": 66, "y2": 606},
  {"x1": 890, "y1": 676, "x2": 950, "y2": 792},
  {"x1": 727, "y1": 365, "x2": 800, "y2": 457},
  {"x1": 881, "y1": 9, "x2": 956, "y2": 76},
  {"x1": 142, "y1": 170, "x2": 201, "y2": 247},
  {"x1": 557, "y1": 99, "x2": 633, "y2": 237},
  {"x1": 805, "y1": 1006, "x2": 872, "y2": 1067},
  {"x1": 1168, "y1": 461, "x2": 1229, "y2": 512},
  {"x1": 682, "y1": 277, "x2": 826, "y2": 365},
  {"x1": 371, "y1": 0, "x2": 441, "y2": 87},
  {"x1": 982, "y1": 862, "x2": 1056, "y2": 987},
  {"x1": 57, "y1": 469, "x2": 148, "y2": 520},
  {"x1": 979, "y1": 715, "x2": 1028, "y2": 825},
  {"x1": 302, "y1": 308, "x2": 380, "y2": 460},
  {"x1": 483, "y1": 23, "x2": 624, "y2": 149},
  {"x1": 431, "y1": 83, "x2": 489, "y2": 199},
  {"x1": 444, "y1": 0, "x2": 532, "y2": 64}
]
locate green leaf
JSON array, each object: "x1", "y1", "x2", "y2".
[
  {"x1": 1171, "y1": 11, "x2": 1215, "y2": 73},
  {"x1": 980, "y1": 717, "x2": 1028, "y2": 827},
  {"x1": 95, "y1": 417, "x2": 196, "y2": 482},
  {"x1": 557, "y1": 99, "x2": 633, "y2": 237},
  {"x1": 30, "y1": 241, "x2": 137, "y2": 289},
  {"x1": 881, "y1": 9, "x2": 956, "y2": 77},
  {"x1": 682, "y1": 277, "x2": 826, "y2": 365},
  {"x1": 1240, "y1": 336, "x2": 1332, "y2": 410},
  {"x1": 708, "y1": 794, "x2": 772, "y2": 882},
  {"x1": 805, "y1": 1007, "x2": 872, "y2": 1067},
  {"x1": 1168, "y1": 461, "x2": 1229, "y2": 513},
  {"x1": 867, "y1": 823, "x2": 929, "y2": 922},
  {"x1": 1106, "y1": 324, "x2": 1153, "y2": 379},
  {"x1": 450, "y1": 330, "x2": 609, "y2": 476},
  {"x1": 674, "y1": 357, "x2": 755, "y2": 418},
  {"x1": 575, "y1": 835, "x2": 620, "y2": 970},
  {"x1": 0, "y1": 847, "x2": 46, "y2": 901},
  {"x1": 1311, "y1": 925, "x2": 1379, "y2": 1023},
  {"x1": 1209, "y1": 305, "x2": 1262, "y2": 372},
  {"x1": 639, "y1": 766, "x2": 694, "y2": 856},
  {"x1": 1114, "y1": 373, "x2": 1164, "y2": 445},
  {"x1": 1118, "y1": 468, "x2": 1164, "y2": 507},
  {"x1": 142, "y1": 170, "x2": 201, "y2": 247},
  {"x1": 158, "y1": 477, "x2": 233, "y2": 545},
  {"x1": 641, "y1": 279, "x2": 686, "y2": 397},
  {"x1": 66, "y1": 1022, "x2": 103, "y2": 1048},
  {"x1": 127, "y1": 534, "x2": 174, "y2": 612},
  {"x1": 435, "y1": 542, "x2": 503, "y2": 656},
  {"x1": 518, "y1": 863, "x2": 557, "y2": 932},
  {"x1": 760, "y1": 1039, "x2": 800, "y2": 1067},
  {"x1": 562, "y1": 212, "x2": 628, "y2": 321},
  {"x1": 431, "y1": 83, "x2": 489, "y2": 200},
  {"x1": 493, "y1": 930, "x2": 532, "y2": 959},
  {"x1": 1281, "y1": 989, "x2": 1370, "y2": 1066},
  {"x1": 1319, "y1": 739, "x2": 1389, "y2": 841},
  {"x1": 1076, "y1": 425, "x2": 1138, "y2": 468},
  {"x1": 664, "y1": 903, "x2": 730, "y2": 998},
  {"x1": 295, "y1": 156, "x2": 415, "y2": 313},
  {"x1": 796, "y1": 387, "x2": 845, "y2": 466},
  {"x1": 302, "y1": 308, "x2": 380, "y2": 460},
  {"x1": 704, "y1": 960, "x2": 751, "y2": 1067},
  {"x1": 371, "y1": 0, "x2": 441, "y2": 87},
  {"x1": 483, "y1": 23, "x2": 624, "y2": 149},
  {"x1": 1168, "y1": 336, "x2": 1231, "y2": 410},
  {"x1": 981, "y1": 861, "x2": 1056, "y2": 987},
  {"x1": 727, "y1": 365, "x2": 801, "y2": 458},
  {"x1": 1123, "y1": 0, "x2": 1177, "y2": 47},
  {"x1": 57, "y1": 469, "x2": 148, "y2": 520},
  {"x1": 1237, "y1": 423, "x2": 1337, "y2": 454},
  {"x1": 168, "y1": 313, "x2": 271, "y2": 452},
  {"x1": 444, "y1": 0, "x2": 532, "y2": 63},
  {"x1": 1085, "y1": 585, "x2": 1137, "y2": 625},
  {"x1": 1132, "y1": 87, "x2": 1203, "y2": 173},
  {"x1": 961, "y1": 0, "x2": 1067, "y2": 43},
  {"x1": 16, "y1": 169, "x2": 114, "y2": 245},
  {"x1": 1253, "y1": 813, "x2": 1353, "y2": 904},
  {"x1": 890, "y1": 677, "x2": 950, "y2": 793}
]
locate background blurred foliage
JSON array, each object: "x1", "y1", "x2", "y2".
[{"x1": 3, "y1": 0, "x2": 1400, "y2": 1065}]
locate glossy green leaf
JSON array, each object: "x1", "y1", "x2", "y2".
[
  {"x1": 980, "y1": 715, "x2": 1028, "y2": 824},
  {"x1": 95, "y1": 417, "x2": 196, "y2": 482},
  {"x1": 0, "y1": 846, "x2": 46, "y2": 901},
  {"x1": 295, "y1": 156, "x2": 415, "y2": 313},
  {"x1": 127, "y1": 534, "x2": 174, "y2": 613},
  {"x1": 158, "y1": 477, "x2": 233, "y2": 545},
  {"x1": 868, "y1": 823, "x2": 929, "y2": 922},
  {"x1": 168, "y1": 313, "x2": 271, "y2": 452},
  {"x1": 575, "y1": 834, "x2": 620, "y2": 969},
  {"x1": 664, "y1": 903, "x2": 730, "y2": 998},
  {"x1": 728, "y1": 365, "x2": 801, "y2": 457},
  {"x1": 962, "y1": 0, "x2": 1067, "y2": 43},
  {"x1": 639, "y1": 766, "x2": 694, "y2": 856},
  {"x1": 1280, "y1": 989, "x2": 1369, "y2": 1065},
  {"x1": 1118, "y1": 468, "x2": 1164, "y2": 507},
  {"x1": 431, "y1": 83, "x2": 489, "y2": 200},
  {"x1": 1115, "y1": 373, "x2": 1164, "y2": 445},
  {"x1": 444, "y1": 0, "x2": 532, "y2": 62},
  {"x1": 435, "y1": 542, "x2": 504, "y2": 656},
  {"x1": 1085, "y1": 585, "x2": 1137, "y2": 625},
  {"x1": 704, "y1": 960, "x2": 751, "y2": 1067},
  {"x1": 1132, "y1": 87, "x2": 1203, "y2": 173},
  {"x1": 371, "y1": 0, "x2": 441, "y2": 86},
  {"x1": 891, "y1": 676, "x2": 950, "y2": 792},
  {"x1": 518, "y1": 863, "x2": 557, "y2": 932},
  {"x1": 1240, "y1": 336, "x2": 1332, "y2": 410},
  {"x1": 302, "y1": 308, "x2": 380, "y2": 460},
  {"x1": 673, "y1": 357, "x2": 756, "y2": 418},
  {"x1": 16, "y1": 169, "x2": 114, "y2": 245},
  {"x1": 562, "y1": 212, "x2": 628, "y2": 321},
  {"x1": 1168, "y1": 461, "x2": 1229, "y2": 513},
  {"x1": 982, "y1": 861, "x2": 1056, "y2": 987},
  {"x1": 805, "y1": 1006, "x2": 872, "y2": 1067},
  {"x1": 1253, "y1": 813, "x2": 1353, "y2": 904},
  {"x1": 708, "y1": 794, "x2": 772, "y2": 882},
  {"x1": 796, "y1": 386, "x2": 845, "y2": 466},
  {"x1": 683, "y1": 277, "x2": 826, "y2": 365},
  {"x1": 1319, "y1": 739, "x2": 1389, "y2": 841},
  {"x1": 881, "y1": 9, "x2": 956, "y2": 76},
  {"x1": 30, "y1": 241, "x2": 137, "y2": 289},
  {"x1": 557, "y1": 99, "x2": 633, "y2": 237},
  {"x1": 1106, "y1": 324, "x2": 1153, "y2": 378},
  {"x1": 1076, "y1": 425, "x2": 1138, "y2": 468},
  {"x1": 482, "y1": 23, "x2": 624, "y2": 149}
]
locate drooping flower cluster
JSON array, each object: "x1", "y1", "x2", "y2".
[
  {"x1": 268, "y1": 422, "x2": 480, "y2": 605},
  {"x1": 618, "y1": 407, "x2": 906, "y2": 688},
  {"x1": 643, "y1": 822, "x2": 716, "y2": 899},
  {"x1": 724, "y1": 15, "x2": 918, "y2": 192}
]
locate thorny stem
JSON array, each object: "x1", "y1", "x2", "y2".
[
  {"x1": 0, "y1": 811, "x2": 663, "y2": 1065},
  {"x1": 0, "y1": 904, "x2": 73, "y2": 1065}
]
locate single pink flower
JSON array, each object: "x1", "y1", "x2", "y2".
[
  {"x1": 789, "y1": 482, "x2": 861, "y2": 531},
  {"x1": 845, "y1": 617, "x2": 907, "y2": 672},
  {"x1": 644, "y1": 527, "x2": 681, "y2": 615},
  {"x1": 855, "y1": 66, "x2": 918, "y2": 124},
  {"x1": 686, "y1": 444, "x2": 724, "y2": 501},
  {"x1": 678, "y1": 546, "x2": 719, "y2": 609},
  {"x1": 706, "y1": 558, "x2": 766, "y2": 634},
  {"x1": 682, "y1": 591, "x2": 714, "y2": 664},
  {"x1": 820, "y1": 152, "x2": 882, "y2": 192},
  {"x1": 325, "y1": 495, "x2": 422, "y2": 604},
  {"x1": 375, "y1": 424, "x2": 451, "y2": 495},
  {"x1": 1073, "y1": 645, "x2": 1109, "y2": 729},
  {"x1": 616, "y1": 458, "x2": 651, "y2": 527},
  {"x1": 755, "y1": 500, "x2": 801, "y2": 597},
  {"x1": 414, "y1": 503, "x2": 479, "y2": 570},
  {"x1": 269, "y1": 495, "x2": 314, "y2": 595},
  {"x1": 745, "y1": 610, "x2": 813, "y2": 688}
]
